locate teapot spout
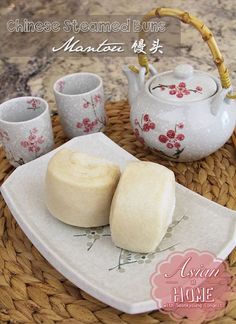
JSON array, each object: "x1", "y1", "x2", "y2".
[{"x1": 122, "y1": 65, "x2": 141, "y2": 105}]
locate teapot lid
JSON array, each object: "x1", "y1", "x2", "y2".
[{"x1": 149, "y1": 64, "x2": 218, "y2": 102}]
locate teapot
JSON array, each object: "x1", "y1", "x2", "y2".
[{"x1": 123, "y1": 7, "x2": 236, "y2": 162}]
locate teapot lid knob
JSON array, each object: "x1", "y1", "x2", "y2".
[{"x1": 174, "y1": 64, "x2": 194, "y2": 79}]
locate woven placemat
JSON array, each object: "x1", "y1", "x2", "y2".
[{"x1": 0, "y1": 100, "x2": 236, "y2": 324}]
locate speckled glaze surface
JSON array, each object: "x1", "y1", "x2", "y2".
[
  {"x1": 0, "y1": 97, "x2": 54, "y2": 167},
  {"x1": 53, "y1": 73, "x2": 106, "y2": 139},
  {"x1": 124, "y1": 64, "x2": 236, "y2": 162}
]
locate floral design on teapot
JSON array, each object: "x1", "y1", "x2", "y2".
[
  {"x1": 152, "y1": 82, "x2": 203, "y2": 98},
  {"x1": 158, "y1": 122, "x2": 185, "y2": 159},
  {"x1": 133, "y1": 113, "x2": 156, "y2": 144}
]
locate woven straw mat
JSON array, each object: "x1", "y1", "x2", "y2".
[{"x1": 0, "y1": 100, "x2": 236, "y2": 324}]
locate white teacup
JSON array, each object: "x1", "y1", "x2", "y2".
[
  {"x1": 53, "y1": 72, "x2": 106, "y2": 139},
  {"x1": 0, "y1": 97, "x2": 54, "y2": 167}
]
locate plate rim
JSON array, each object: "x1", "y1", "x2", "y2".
[{"x1": 1, "y1": 183, "x2": 156, "y2": 314}]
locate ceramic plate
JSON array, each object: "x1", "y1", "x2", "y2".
[{"x1": 1, "y1": 133, "x2": 236, "y2": 314}]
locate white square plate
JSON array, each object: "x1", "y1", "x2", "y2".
[{"x1": 1, "y1": 133, "x2": 236, "y2": 314}]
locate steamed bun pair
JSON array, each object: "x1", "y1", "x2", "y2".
[{"x1": 45, "y1": 149, "x2": 175, "y2": 253}]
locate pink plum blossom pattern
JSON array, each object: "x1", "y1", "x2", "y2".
[
  {"x1": 76, "y1": 94, "x2": 106, "y2": 133},
  {"x1": 57, "y1": 80, "x2": 65, "y2": 93},
  {"x1": 21, "y1": 128, "x2": 45, "y2": 154},
  {"x1": 133, "y1": 114, "x2": 156, "y2": 144},
  {"x1": 27, "y1": 99, "x2": 41, "y2": 111},
  {"x1": 77, "y1": 118, "x2": 99, "y2": 133},
  {"x1": 134, "y1": 129, "x2": 145, "y2": 145},
  {"x1": 0, "y1": 129, "x2": 25, "y2": 166},
  {"x1": 152, "y1": 82, "x2": 203, "y2": 98},
  {"x1": 158, "y1": 122, "x2": 185, "y2": 159},
  {"x1": 83, "y1": 94, "x2": 102, "y2": 109},
  {"x1": 0, "y1": 129, "x2": 10, "y2": 142}
]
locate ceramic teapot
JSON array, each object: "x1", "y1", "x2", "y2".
[{"x1": 123, "y1": 7, "x2": 236, "y2": 162}]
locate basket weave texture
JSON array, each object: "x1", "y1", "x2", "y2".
[{"x1": 0, "y1": 100, "x2": 236, "y2": 324}]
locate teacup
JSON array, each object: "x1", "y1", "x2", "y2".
[
  {"x1": 53, "y1": 72, "x2": 106, "y2": 139},
  {"x1": 0, "y1": 96, "x2": 54, "y2": 167}
]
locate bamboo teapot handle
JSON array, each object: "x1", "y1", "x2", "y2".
[{"x1": 129, "y1": 7, "x2": 236, "y2": 99}]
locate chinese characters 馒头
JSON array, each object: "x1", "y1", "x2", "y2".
[{"x1": 131, "y1": 38, "x2": 163, "y2": 54}]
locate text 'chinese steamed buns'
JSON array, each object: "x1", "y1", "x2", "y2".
[
  {"x1": 45, "y1": 149, "x2": 121, "y2": 227},
  {"x1": 110, "y1": 161, "x2": 175, "y2": 253}
]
